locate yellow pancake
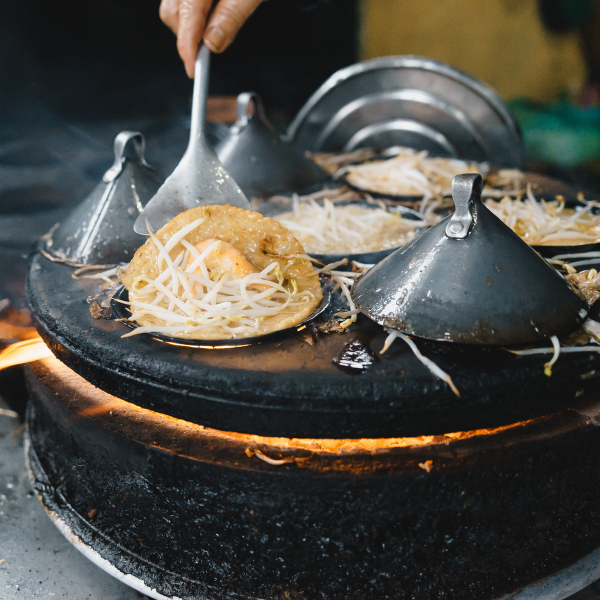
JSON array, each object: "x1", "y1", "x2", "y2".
[{"x1": 121, "y1": 205, "x2": 323, "y2": 339}]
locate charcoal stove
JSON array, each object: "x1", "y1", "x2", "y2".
[
  {"x1": 23, "y1": 349, "x2": 600, "y2": 600},
  {"x1": 10, "y1": 85, "x2": 600, "y2": 598},
  {"x1": 24, "y1": 231, "x2": 600, "y2": 599}
]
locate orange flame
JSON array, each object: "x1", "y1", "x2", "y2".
[
  {"x1": 215, "y1": 420, "x2": 532, "y2": 453},
  {"x1": 157, "y1": 340, "x2": 252, "y2": 349},
  {"x1": 0, "y1": 337, "x2": 53, "y2": 371},
  {"x1": 9, "y1": 340, "x2": 535, "y2": 456},
  {"x1": 51, "y1": 347, "x2": 529, "y2": 454}
]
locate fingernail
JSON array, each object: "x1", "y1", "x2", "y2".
[{"x1": 204, "y1": 26, "x2": 227, "y2": 52}]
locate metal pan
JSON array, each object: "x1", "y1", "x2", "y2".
[
  {"x1": 529, "y1": 202, "x2": 600, "y2": 259},
  {"x1": 110, "y1": 277, "x2": 332, "y2": 347},
  {"x1": 333, "y1": 148, "x2": 486, "y2": 202},
  {"x1": 480, "y1": 184, "x2": 600, "y2": 259}
]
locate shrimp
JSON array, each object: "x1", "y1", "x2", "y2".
[{"x1": 186, "y1": 239, "x2": 270, "y2": 292}]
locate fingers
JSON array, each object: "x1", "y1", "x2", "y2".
[
  {"x1": 159, "y1": 0, "x2": 261, "y2": 77},
  {"x1": 159, "y1": 0, "x2": 181, "y2": 35},
  {"x1": 177, "y1": 0, "x2": 213, "y2": 78},
  {"x1": 203, "y1": 0, "x2": 264, "y2": 53}
]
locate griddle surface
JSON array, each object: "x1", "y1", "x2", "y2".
[{"x1": 28, "y1": 255, "x2": 600, "y2": 438}]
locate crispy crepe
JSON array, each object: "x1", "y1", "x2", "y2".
[{"x1": 121, "y1": 205, "x2": 322, "y2": 340}]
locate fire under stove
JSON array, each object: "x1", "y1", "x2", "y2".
[{"x1": 23, "y1": 246, "x2": 600, "y2": 600}]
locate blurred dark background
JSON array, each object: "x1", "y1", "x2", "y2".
[
  {"x1": 0, "y1": 0, "x2": 358, "y2": 128},
  {"x1": 0, "y1": 0, "x2": 358, "y2": 299}
]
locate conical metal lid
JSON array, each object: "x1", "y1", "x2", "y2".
[
  {"x1": 352, "y1": 174, "x2": 588, "y2": 345},
  {"x1": 215, "y1": 92, "x2": 328, "y2": 199},
  {"x1": 45, "y1": 131, "x2": 162, "y2": 265}
]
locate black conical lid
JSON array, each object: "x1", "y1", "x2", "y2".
[
  {"x1": 215, "y1": 92, "x2": 328, "y2": 199},
  {"x1": 352, "y1": 174, "x2": 588, "y2": 345},
  {"x1": 45, "y1": 132, "x2": 162, "y2": 265}
]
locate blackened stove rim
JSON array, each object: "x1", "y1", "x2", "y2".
[
  {"x1": 28, "y1": 356, "x2": 600, "y2": 474},
  {"x1": 24, "y1": 359, "x2": 600, "y2": 600},
  {"x1": 27, "y1": 251, "x2": 600, "y2": 439}
]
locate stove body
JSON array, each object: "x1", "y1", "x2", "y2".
[
  {"x1": 14, "y1": 124, "x2": 600, "y2": 599},
  {"x1": 26, "y1": 354, "x2": 600, "y2": 600}
]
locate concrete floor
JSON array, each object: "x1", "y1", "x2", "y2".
[{"x1": 0, "y1": 396, "x2": 147, "y2": 599}]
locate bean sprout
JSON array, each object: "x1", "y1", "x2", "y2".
[
  {"x1": 584, "y1": 320, "x2": 600, "y2": 343},
  {"x1": 507, "y1": 345, "x2": 600, "y2": 357},
  {"x1": 316, "y1": 259, "x2": 372, "y2": 330},
  {"x1": 543, "y1": 336, "x2": 561, "y2": 376},
  {"x1": 307, "y1": 148, "x2": 379, "y2": 174},
  {"x1": 486, "y1": 186, "x2": 600, "y2": 246},
  {"x1": 380, "y1": 329, "x2": 460, "y2": 397},
  {"x1": 338, "y1": 148, "x2": 483, "y2": 198},
  {"x1": 251, "y1": 449, "x2": 295, "y2": 465},
  {"x1": 275, "y1": 198, "x2": 425, "y2": 255}
]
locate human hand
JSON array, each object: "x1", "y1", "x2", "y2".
[{"x1": 160, "y1": 0, "x2": 265, "y2": 78}]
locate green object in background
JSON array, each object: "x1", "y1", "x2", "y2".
[{"x1": 508, "y1": 99, "x2": 600, "y2": 167}]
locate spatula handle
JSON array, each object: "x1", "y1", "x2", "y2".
[
  {"x1": 188, "y1": 44, "x2": 210, "y2": 152},
  {"x1": 446, "y1": 173, "x2": 483, "y2": 239}
]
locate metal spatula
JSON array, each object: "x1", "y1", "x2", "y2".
[{"x1": 134, "y1": 45, "x2": 250, "y2": 235}]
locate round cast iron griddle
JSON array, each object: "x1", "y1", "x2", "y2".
[{"x1": 27, "y1": 253, "x2": 600, "y2": 439}]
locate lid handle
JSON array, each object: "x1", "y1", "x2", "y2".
[
  {"x1": 103, "y1": 131, "x2": 150, "y2": 183},
  {"x1": 445, "y1": 173, "x2": 483, "y2": 239},
  {"x1": 234, "y1": 92, "x2": 273, "y2": 131}
]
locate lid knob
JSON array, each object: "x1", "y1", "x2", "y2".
[
  {"x1": 445, "y1": 173, "x2": 483, "y2": 239},
  {"x1": 103, "y1": 131, "x2": 151, "y2": 183},
  {"x1": 233, "y1": 92, "x2": 271, "y2": 131}
]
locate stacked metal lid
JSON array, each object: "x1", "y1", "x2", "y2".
[{"x1": 286, "y1": 55, "x2": 525, "y2": 168}]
